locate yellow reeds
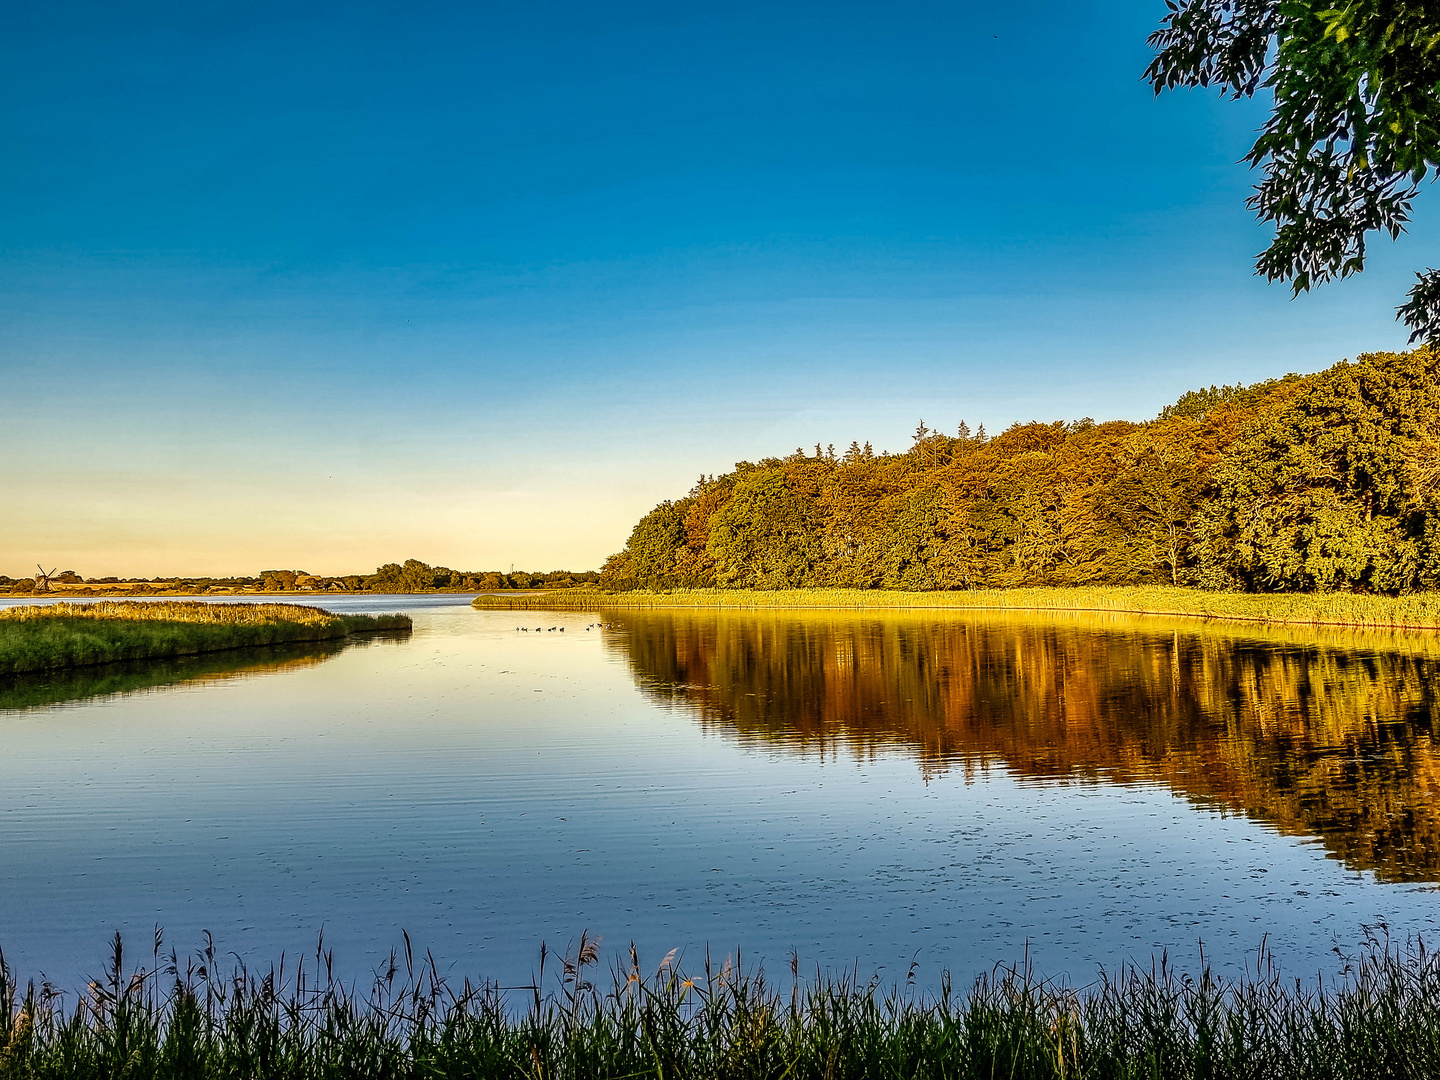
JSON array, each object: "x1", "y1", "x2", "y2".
[
  {"x1": 473, "y1": 585, "x2": 1440, "y2": 631},
  {"x1": 0, "y1": 601, "x2": 345, "y2": 626}
]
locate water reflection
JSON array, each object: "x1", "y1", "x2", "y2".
[
  {"x1": 0, "y1": 633, "x2": 408, "y2": 712},
  {"x1": 606, "y1": 610, "x2": 1440, "y2": 882}
]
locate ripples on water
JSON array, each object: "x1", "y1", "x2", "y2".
[{"x1": 1, "y1": 597, "x2": 1437, "y2": 989}]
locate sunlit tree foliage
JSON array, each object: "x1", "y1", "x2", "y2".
[{"x1": 609, "y1": 347, "x2": 1440, "y2": 593}]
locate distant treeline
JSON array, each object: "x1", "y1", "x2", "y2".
[
  {"x1": 0, "y1": 560, "x2": 599, "y2": 596},
  {"x1": 603, "y1": 348, "x2": 1440, "y2": 594}
]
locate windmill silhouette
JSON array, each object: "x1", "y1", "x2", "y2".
[{"x1": 34, "y1": 564, "x2": 57, "y2": 593}]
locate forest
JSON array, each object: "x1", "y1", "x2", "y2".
[{"x1": 602, "y1": 347, "x2": 1440, "y2": 594}]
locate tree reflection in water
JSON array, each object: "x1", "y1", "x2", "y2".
[{"x1": 605, "y1": 609, "x2": 1440, "y2": 882}]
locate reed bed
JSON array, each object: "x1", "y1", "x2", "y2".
[
  {"x1": 473, "y1": 585, "x2": 1440, "y2": 630},
  {"x1": 0, "y1": 602, "x2": 359, "y2": 627},
  {"x1": 4, "y1": 932, "x2": 1440, "y2": 1080},
  {"x1": 0, "y1": 602, "x2": 411, "y2": 675},
  {"x1": 610, "y1": 602, "x2": 1440, "y2": 660}
]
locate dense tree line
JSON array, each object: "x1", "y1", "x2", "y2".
[
  {"x1": 1, "y1": 561, "x2": 599, "y2": 595},
  {"x1": 329, "y1": 561, "x2": 599, "y2": 593},
  {"x1": 604, "y1": 348, "x2": 1440, "y2": 593}
]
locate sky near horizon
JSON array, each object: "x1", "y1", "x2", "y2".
[{"x1": 4, "y1": 1, "x2": 1437, "y2": 577}]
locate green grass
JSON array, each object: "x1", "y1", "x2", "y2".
[
  {"x1": 4, "y1": 933, "x2": 1440, "y2": 1079},
  {"x1": 473, "y1": 584, "x2": 1440, "y2": 630},
  {"x1": 0, "y1": 602, "x2": 412, "y2": 675}
]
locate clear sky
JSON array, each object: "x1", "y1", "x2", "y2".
[{"x1": 4, "y1": 0, "x2": 1436, "y2": 577}]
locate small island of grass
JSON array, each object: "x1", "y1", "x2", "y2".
[{"x1": 0, "y1": 601, "x2": 411, "y2": 675}]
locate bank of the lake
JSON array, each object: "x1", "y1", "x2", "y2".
[
  {"x1": 0, "y1": 601, "x2": 411, "y2": 675},
  {"x1": 473, "y1": 584, "x2": 1440, "y2": 631},
  {"x1": 3, "y1": 935, "x2": 1438, "y2": 1080}
]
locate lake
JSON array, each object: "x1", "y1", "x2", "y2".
[{"x1": 2, "y1": 594, "x2": 1438, "y2": 991}]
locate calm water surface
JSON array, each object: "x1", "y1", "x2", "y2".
[{"x1": 2, "y1": 595, "x2": 1439, "y2": 989}]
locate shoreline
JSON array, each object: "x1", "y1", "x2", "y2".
[
  {"x1": 3, "y1": 935, "x2": 1436, "y2": 1078},
  {"x1": 472, "y1": 585, "x2": 1440, "y2": 632},
  {"x1": 0, "y1": 601, "x2": 413, "y2": 675}
]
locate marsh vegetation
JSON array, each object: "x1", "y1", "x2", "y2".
[
  {"x1": 2, "y1": 931, "x2": 1439, "y2": 1080},
  {"x1": 473, "y1": 584, "x2": 1440, "y2": 631},
  {"x1": 0, "y1": 602, "x2": 411, "y2": 675}
]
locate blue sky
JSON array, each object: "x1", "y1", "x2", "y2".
[{"x1": 3, "y1": 0, "x2": 1435, "y2": 575}]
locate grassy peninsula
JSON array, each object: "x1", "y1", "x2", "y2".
[
  {"x1": 3, "y1": 935, "x2": 1438, "y2": 1080},
  {"x1": 0, "y1": 601, "x2": 410, "y2": 675},
  {"x1": 473, "y1": 584, "x2": 1440, "y2": 631}
]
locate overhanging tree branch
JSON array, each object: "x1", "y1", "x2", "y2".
[{"x1": 1147, "y1": 0, "x2": 1440, "y2": 341}]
